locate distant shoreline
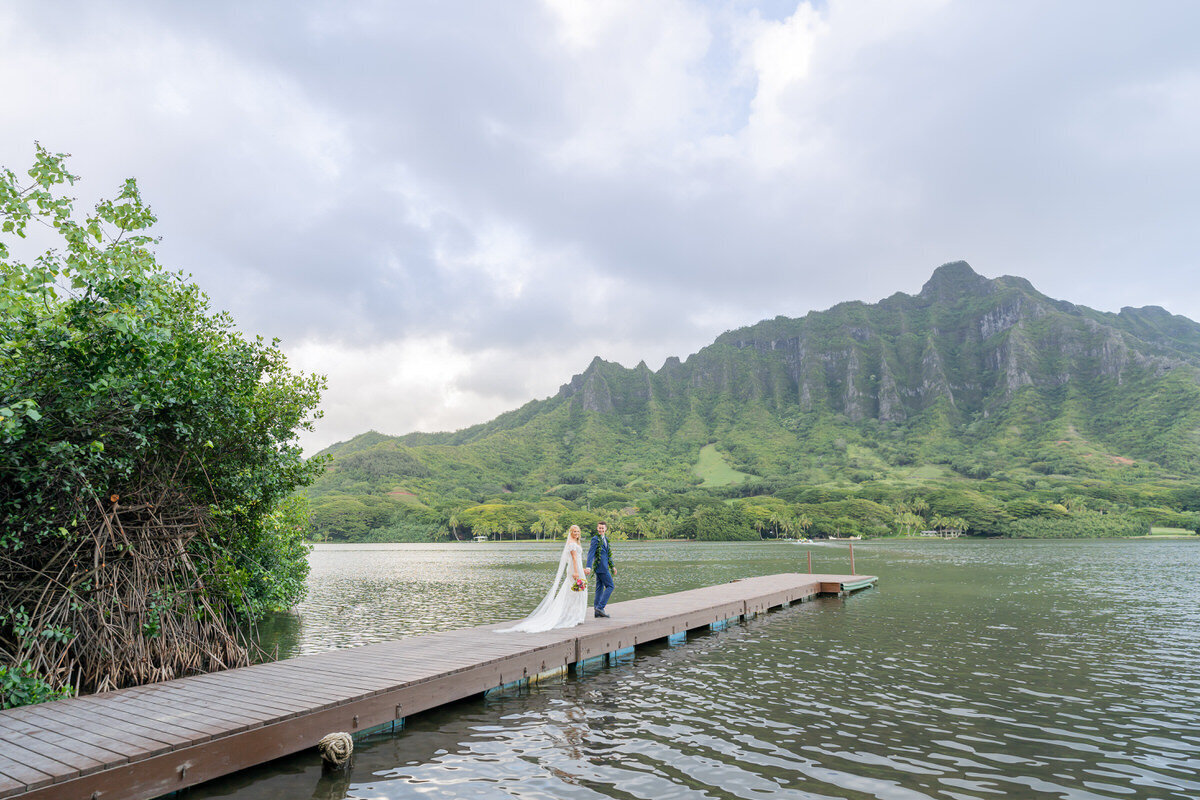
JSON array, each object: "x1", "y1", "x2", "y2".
[{"x1": 306, "y1": 534, "x2": 1199, "y2": 545}]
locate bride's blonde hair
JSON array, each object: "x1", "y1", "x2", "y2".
[{"x1": 568, "y1": 524, "x2": 581, "y2": 539}]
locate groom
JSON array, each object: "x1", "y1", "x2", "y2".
[{"x1": 584, "y1": 521, "x2": 615, "y2": 618}]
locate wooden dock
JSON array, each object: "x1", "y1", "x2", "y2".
[{"x1": 0, "y1": 572, "x2": 875, "y2": 800}]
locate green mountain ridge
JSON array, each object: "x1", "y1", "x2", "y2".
[{"x1": 306, "y1": 262, "x2": 1200, "y2": 540}]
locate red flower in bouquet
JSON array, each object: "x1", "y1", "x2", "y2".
[{"x1": 571, "y1": 577, "x2": 587, "y2": 592}]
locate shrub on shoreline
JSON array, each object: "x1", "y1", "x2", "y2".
[{"x1": 1, "y1": 146, "x2": 324, "y2": 706}]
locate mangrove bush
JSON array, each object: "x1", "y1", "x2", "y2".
[{"x1": 0, "y1": 146, "x2": 324, "y2": 707}]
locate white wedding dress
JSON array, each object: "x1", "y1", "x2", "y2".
[{"x1": 498, "y1": 539, "x2": 587, "y2": 633}]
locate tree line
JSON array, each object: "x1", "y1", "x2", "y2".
[{"x1": 305, "y1": 483, "x2": 1181, "y2": 543}]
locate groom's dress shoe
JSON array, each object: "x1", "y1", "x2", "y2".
[{"x1": 594, "y1": 609, "x2": 610, "y2": 618}]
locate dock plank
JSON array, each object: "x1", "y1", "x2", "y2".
[
  {"x1": 128, "y1": 677, "x2": 300, "y2": 724},
  {"x1": 72, "y1": 694, "x2": 228, "y2": 742},
  {"x1": 0, "y1": 750, "x2": 54, "y2": 792},
  {"x1": 0, "y1": 713, "x2": 133, "y2": 770},
  {"x1": 118, "y1": 682, "x2": 271, "y2": 725},
  {"x1": 0, "y1": 734, "x2": 100, "y2": 782},
  {"x1": 133, "y1": 679, "x2": 296, "y2": 725},
  {"x1": 21, "y1": 729, "x2": 129, "y2": 771},
  {"x1": 0, "y1": 773, "x2": 24, "y2": 800},
  {"x1": 92, "y1": 690, "x2": 261, "y2": 737},
  {"x1": 40, "y1": 699, "x2": 195, "y2": 750},
  {"x1": 1, "y1": 572, "x2": 876, "y2": 800},
  {"x1": 3, "y1": 704, "x2": 170, "y2": 761}
]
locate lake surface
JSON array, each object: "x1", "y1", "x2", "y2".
[{"x1": 195, "y1": 539, "x2": 1200, "y2": 800}]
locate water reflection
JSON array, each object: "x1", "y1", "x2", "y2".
[
  {"x1": 187, "y1": 539, "x2": 1200, "y2": 800},
  {"x1": 263, "y1": 541, "x2": 824, "y2": 657},
  {"x1": 252, "y1": 609, "x2": 301, "y2": 661}
]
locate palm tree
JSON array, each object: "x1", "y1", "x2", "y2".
[
  {"x1": 778, "y1": 514, "x2": 796, "y2": 539},
  {"x1": 893, "y1": 511, "x2": 922, "y2": 536},
  {"x1": 647, "y1": 509, "x2": 673, "y2": 539},
  {"x1": 531, "y1": 511, "x2": 559, "y2": 541},
  {"x1": 931, "y1": 514, "x2": 961, "y2": 536},
  {"x1": 1062, "y1": 495, "x2": 1087, "y2": 513},
  {"x1": 912, "y1": 498, "x2": 930, "y2": 517},
  {"x1": 628, "y1": 515, "x2": 651, "y2": 540}
]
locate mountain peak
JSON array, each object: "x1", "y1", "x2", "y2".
[
  {"x1": 557, "y1": 356, "x2": 615, "y2": 404},
  {"x1": 919, "y1": 261, "x2": 991, "y2": 301},
  {"x1": 314, "y1": 261, "x2": 1200, "y2": 518}
]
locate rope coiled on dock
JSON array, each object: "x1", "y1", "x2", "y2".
[{"x1": 317, "y1": 732, "x2": 354, "y2": 768}]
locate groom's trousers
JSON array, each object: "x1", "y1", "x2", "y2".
[{"x1": 593, "y1": 569, "x2": 614, "y2": 610}]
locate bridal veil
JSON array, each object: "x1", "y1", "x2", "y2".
[{"x1": 497, "y1": 539, "x2": 584, "y2": 633}]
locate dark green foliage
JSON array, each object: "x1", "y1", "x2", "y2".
[
  {"x1": 1002, "y1": 511, "x2": 1148, "y2": 538},
  {"x1": 328, "y1": 442, "x2": 430, "y2": 483},
  {"x1": 693, "y1": 505, "x2": 757, "y2": 541},
  {"x1": 924, "y1": 489, "x2": 1012, "y2": 536},
  {"x1": 227, "y1": 496, "x2": 315, "y2": 619},
  {"x1": 0, "y1": 147, "x2": 324, "y2": 705},
  {"x1": 1130, "y1": 507, "x2": 1200, "y2": 531},
  {"x1": 1004, "y1": 499, "x2": 1071, "y2": 519},
  {"x1": 359, "y1": 520, "x2": 442, "y2": 543},
  {"x1": 671, "y1": 516, "x2": 697, "y2": 539},
  {"x1": 0, "y1": 662, "x2": 71, "y2": 710},
  {"x1": 309, "y1": 495, "x2": 405, "y2": 540},
  {"x1": 793, "y1": 499, "x2": 894, "y2": 538}
]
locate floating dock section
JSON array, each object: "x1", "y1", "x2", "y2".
[{"x1": 0, "y1": 571, "x2": 875, "y2": 799}]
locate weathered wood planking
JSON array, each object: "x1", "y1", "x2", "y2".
[{"x1": 0, "y1": 572, "x2": 874, "y2": 800}]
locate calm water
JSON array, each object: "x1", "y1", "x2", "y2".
[{"x1": 193, "y1": 540, "x2": 1200, "y2": 800}]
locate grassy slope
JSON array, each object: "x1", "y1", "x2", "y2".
[{"x1": 694, "y1": 444, "x2": 752, "y2": 487}]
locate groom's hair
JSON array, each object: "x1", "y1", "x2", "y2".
[{"x1": 597, "y1": 521, "x2": 607, "y2": 529}]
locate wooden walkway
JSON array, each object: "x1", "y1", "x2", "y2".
[{"x1": 0, "y1": 572, "x2": 875, "y2": 800}]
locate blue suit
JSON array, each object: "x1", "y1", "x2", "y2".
[{"x1": 586, "y1": 534, "x2": 615, "y2": 611}]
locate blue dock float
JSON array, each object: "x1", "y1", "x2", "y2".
[{"x1": 0, "y1": 572, "x2": 876, "y2": 800}]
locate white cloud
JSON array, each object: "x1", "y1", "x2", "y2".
[
  {"x1": 0, "y1": 9, "x2": 349, "y2": 193},
  {"x1": 736, "y1": 2, "x2": 826, "y2": 170},
  {"x1": 4, "y1": 1, "x2": 1200, "y2": 453},
  {"x1": 542, "y1": 0, "x2": 716, "y2": 171},
  {"x1": 288, "y1": 333, "x2": 636, "y2": 451}
]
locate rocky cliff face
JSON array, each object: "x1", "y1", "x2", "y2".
[
  {"x1": 376, "y1": 261, "x2": 1200, "y2": 482},
  {"x1": 642, "y1": 261, "x2": 1199, "y2": 424},
  {"x1": 506, "y1": 262, "x2": 1196, "y2": 428}
]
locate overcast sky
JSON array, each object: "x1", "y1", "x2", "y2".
[{"x1": 3, "y1": 1, "x2": 1198, "y2": 451}]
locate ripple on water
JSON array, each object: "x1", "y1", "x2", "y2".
[{"x1": 194, "y1": 540, "x2": 1200, "y2": 800}]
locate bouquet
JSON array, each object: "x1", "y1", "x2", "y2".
[{"x1": 571, "y1": 577, "x2": 587, "y2": 592}]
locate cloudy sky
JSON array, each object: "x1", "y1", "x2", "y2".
[{"x1": 3, "y1": 1, "x2": 1198, "y2": 451}]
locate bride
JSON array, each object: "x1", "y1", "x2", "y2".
[{"x1": 498, "y1": 525, "x2": 588, "y2": 633}]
